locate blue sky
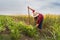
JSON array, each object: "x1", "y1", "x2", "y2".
[{"x1": 0, "y1": 0, "x2": 60, "y2": 15}]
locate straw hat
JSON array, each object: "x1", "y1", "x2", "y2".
[{"x1": 33, "y1": 12, "x2": 39, "y2": 17}]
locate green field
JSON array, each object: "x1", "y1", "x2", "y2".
[{"x1": 0, "y1": 15, "x2": 60, "y2": 40}]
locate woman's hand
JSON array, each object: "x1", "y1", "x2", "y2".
[
  {"x1": 36, "y1": 24, "x2": 39, "y2": 27},
  {"x1": 28, "y1": 6, "x2": 30, "y2": 9},
  {"x1": 27, "y1": 6, "x2": 34, "y2": 11}
]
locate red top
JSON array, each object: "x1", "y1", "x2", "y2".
[
  {"x1": 36, "y1": 14, "x2": 43, "y2": 24},
  {"x1": 32, "y1": 10, "x2": 43, "y2": 24}
]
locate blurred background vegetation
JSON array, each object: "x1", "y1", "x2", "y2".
[{"x1": 0, "y1": 14, "x2": 60, "y2": 40}]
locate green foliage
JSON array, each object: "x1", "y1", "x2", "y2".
[
  {"x1": 0, "y1": 16, "x2": 21, "y2": 40},
  {"x1": 0, "y1": 15, "x2": 60, "y2": 40},
  {"x1": 0, "y1": 15, "x2": 38, "y2": 40},
  {"x1": 43, "y1": 15, "x2": 60, "y2": 40},
  {"x1": 18, "y1": 21, "x2": 38, "y2": 37}
]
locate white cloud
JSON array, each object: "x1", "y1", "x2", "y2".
[{"x1": 0, "y1": 0, "x2": 60, "y2": 15}]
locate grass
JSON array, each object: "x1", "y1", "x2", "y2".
[{"x1": 0, "y1": 14, "x2": 60, "y2": 40}]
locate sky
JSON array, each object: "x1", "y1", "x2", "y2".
[{"x1": 0, "y1": 0, "x2": 60, "y2": 15}]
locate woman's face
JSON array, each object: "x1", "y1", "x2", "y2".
[{"x1": 34, "y1": 16, "x2": 38, "y2": 21}]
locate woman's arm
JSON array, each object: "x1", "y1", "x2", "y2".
[
  {"x1": 28, "y1": 6, "x2": 35, "y2": 11},
  {"x1": 28, "y1": 6, "x2": 35, "y2": 13}
]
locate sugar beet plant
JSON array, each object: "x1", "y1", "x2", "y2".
[
  {"x1": 0, "y1": 15, "x2": 60, "y2": 40},
  {"x1": 0, "y1": 15, "x2": 38, "y2": 40},
  {"x1": 6, "y1": 17, "x2": 20, "y2": 40},
  {"x1": 0, "y1": 16, "x2": 6, "y2": 32},
  {"x1": 0, "y1": 16, "x2": 21, "y2": 40},
  {"x1": 18, "y1": 21, "x2": 38, "y2": 37}
]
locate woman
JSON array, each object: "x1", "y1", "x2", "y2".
[{"x1": 28, "y1": 6, "x2": 44, "y2": 31}]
